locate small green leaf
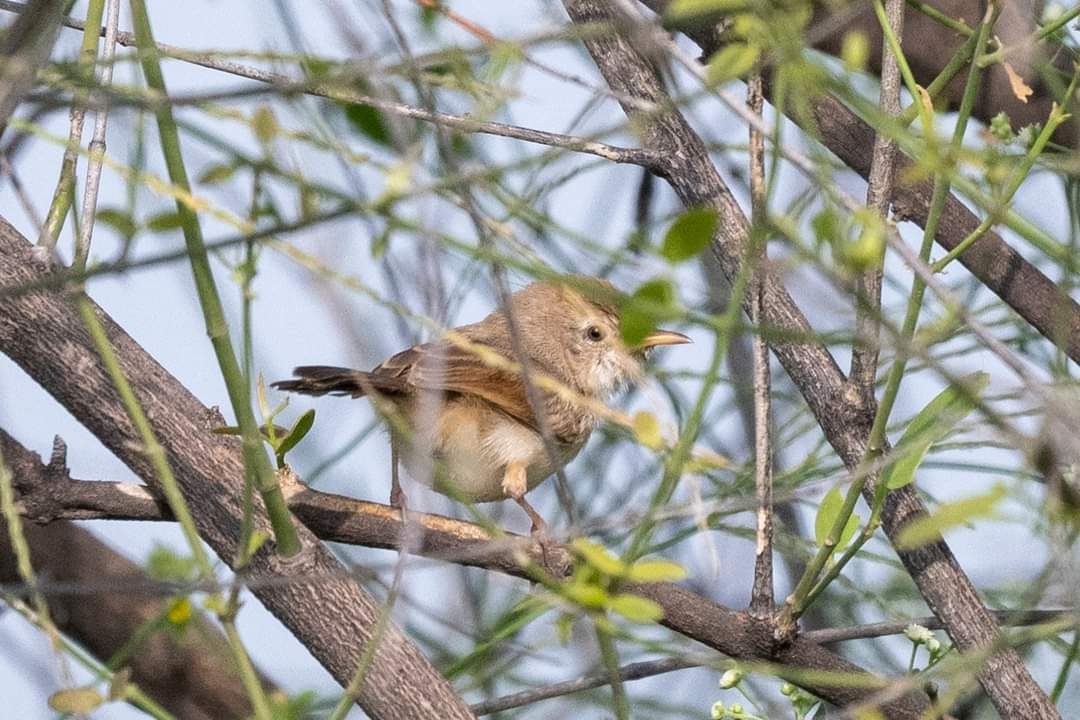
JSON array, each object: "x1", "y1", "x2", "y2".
[
  {"x1": 608, "y1": 593, "x2": 665, "y2": 623},
  {"x1": 814, "y1": 485, "x2": 860, "y2": 550},
  {"x1": 145, "y1": 211, "x2": 184, "y2": 232},
  {"x1": 563, "y1": 581, "x2": 609, "y2": 608},
  {"x1": 344, "y1": 103, "x2": 392, "y2": 147},
  {"x1": 664, "y1": 0, "x2": 746, "y2": 25},
  {"x1": 705, "y1": 43, "x2": 761, "y2": 86},
  {"x1": 571, "y1": 538, "x2": 627, "y2": 577},
  {"x1": 198, "y1": 162, "x2": 237, "y2": 185},
  {"x1": 632, "y1": 411, "x2": 663, "y2": 450},
  {"x1": 48, "y1": 688, "x2": 105, "y2": 714},
  {"x1": 660, "y1": 208, "x2": 718, "y2": 262},
  {"x1": 246, "y1": 529, "x2": 270, "y2": 559},
  {"x1": 626, "y1": 559, "x2": 687, "y2": 583},
  {"x1": 885, "y1": 372, "x2": 990, "y2": 490},
  {"x1": 896, "y1": 484, "x2": 1007, "y2": 549},
  {"x1": 252, "y1": 105, "x2": 278, "y2": 145},
  {"x1": 841, "y1": 30, "x2": 870, "y2": 72},
  {"x1": 146, "y1": 545, "x2": 199, "y2": 583},
  {"x1": 276, "y1": 409, "x2": 316, "y2": 464},
  {"x1": 619, "y1": 279, "x2": 679, "y2": 346},
  {"x1": 95, "y1": 208, "x2": 136, "y2": 239}
]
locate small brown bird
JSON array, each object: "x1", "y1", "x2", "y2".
[{"x1": 272, "y1": 277, "x2": 689, "y2": 534}]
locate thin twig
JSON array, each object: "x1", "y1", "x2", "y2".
[
  {"x1": 73, "y1": 0, "x2": 119, "y2": 271},
  {"x1": 849, "y1": 0, "x2": 904, "y2": 400},
  {"x1": 746, "y1": 71, "x2": 773, "y2": 619}
]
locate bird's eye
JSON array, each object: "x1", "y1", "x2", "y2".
[{"x1": 586, "y1": 326, "x2": 604, "y2": 342}]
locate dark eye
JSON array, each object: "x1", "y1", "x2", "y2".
[{"x1": 586, "y1": 326, "x2": 604, "y2": 342}]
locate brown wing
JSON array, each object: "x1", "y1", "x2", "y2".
[{"x1": 372, "y1": 340, "x2": 536, "y2": 430}]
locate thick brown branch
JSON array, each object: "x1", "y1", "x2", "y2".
[
  {"x1": 0, "y1": 217, "x2": 474, "y2": 720},
  {"x1": 0, "y1": 433, "x2": 274, "y2": 720},
  {"x1": 565, "y1": 2, "x2": 1055, "y2": 718},
  {"x1": 2, "y1": 429, "x2": 929, "y2": 716}
]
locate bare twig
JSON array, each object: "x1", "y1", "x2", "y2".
[
  {"x1": 746, "y1": 71, "x2": 773, "y2": 619},
  {"x1": 849, "y1": 0, "x2": 904, "y2": 400},
  {"x1": 72, "y1": 0, "x2": 120, "y2": 271}
]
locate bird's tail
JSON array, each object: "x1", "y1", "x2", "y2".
[{"x1": 271, "y1": 366, "x2": 375, "y2": 398}]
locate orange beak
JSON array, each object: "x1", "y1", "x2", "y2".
[{"x1": 639, "y1": 329, "x2": 692, "y2": 349}]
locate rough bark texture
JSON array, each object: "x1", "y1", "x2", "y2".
[
  {"x1": 2, "y1": 438, "x2": 932, "y2": 717},
  {"x1": 646, "y1": 0, "x2": 1080, "y2": 366},
  {"x1": 566, "y1": 2, "x2": 1058, "y2": 718},
  {"x1": 0, "y1": 217, "x2": 474, "y2": 720},
  {"x1": 0, "y1": 432, "x2": 269, "y2": 720},
  {"x1": 810, "y1": 0, "x2": 1077, "y2": 147}
]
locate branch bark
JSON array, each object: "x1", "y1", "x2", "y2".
[
  {"x1": 0, "y1": 217, "x2": 474, "y2": 720},
  {"x1": 1, "y1": 434, "x2": 932, "y2": 717},
  {"x1": 0, "y1": 433, "x2": 273, "y2": 720},
  {"x1": 564, "y1": 2, "x2": 1057, "y2": 718}
]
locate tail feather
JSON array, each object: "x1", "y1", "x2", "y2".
[{"x1": 271, "y1": 366, "x2": 376, "y2": 398}]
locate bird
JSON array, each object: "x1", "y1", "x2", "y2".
[{"x1": 272, "y1": 277, "x2": 690, "y2": 535}]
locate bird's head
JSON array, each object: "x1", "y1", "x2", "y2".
[{"x1": 509, "y1": 277, "x2": 690, "y2": 399}]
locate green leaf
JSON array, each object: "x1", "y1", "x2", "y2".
[
  {"x1": 705, "y1": 43, "x2": 761, "y2": 86},
  {"x1": 212, "y1": 425, "x2": 242, "y2": 435},
  {"x1": 896, "y1": 484, "x2": 1007, "y2": 549},
  {"x1": 626, "y1": 559, "x2": 687, "y2": 583},
  {"x1": 619, "y1": 279, "x2": 679, "y2": 346},
  {"x1": 571, "y1": 538, "x2": 627, "y2": 577},
  {"x1": 344, "y1": 103, "x2": 392, "y2": 148},
  {"x1": 145, "y1": 211, "x2": 184, "y2": 232},
  {"x1": 276, "y1": 409, "x2": 316, "y2": 464},
  {"x1": 95, "y1": 208, "x2": 136, "y2": 239},
  {"x1": 608, "y1": 593, "x2": 665, "y2": 623},
  {"x1": 146, "y1": 544, "x2": 199, "y2": 583},
  {"x1": 884, "y1": 372, "x2": 990, "y2": 490},
  {"x1": 664, "y1": 0, "x2": 747, "y2": 25},
  {"x1": 48, "y1": 688, "x2": 105, "y2": 714},
  {"x1": 841, "y1": 30, "x2": 870, "y2": 72},
  {"x1": 632, "y1": 411, "x2": 663, "y2": 450},
  {"x1": 814, "y1": 485, "x2": 859, "y2": 550},
  {"x1": 660, "y1": 208, "x2": 718, "y2": 262},
  {"x1": 198, "y1": 162, "x2": 237, "y2": 185},
  {"x1": 563, "y1": 581, "x2": 609, "y2": 608},
  {"x1": 252, "y1": 105, "x2": 278, "y2": 145}
]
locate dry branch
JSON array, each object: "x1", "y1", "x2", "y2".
[{"x1": 0, "y1": 217, "x2": 474, "y2": 720}]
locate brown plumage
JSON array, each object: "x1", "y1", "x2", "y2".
[{"x1": 272, "y1": 277, "x2": 689, "y2": 531}]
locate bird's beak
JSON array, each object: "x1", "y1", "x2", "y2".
[{"x1": 639, "y1": 329, "x2": 692, "y2": 349}]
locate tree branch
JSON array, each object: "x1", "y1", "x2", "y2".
[
  {"x1": 1, "y1": 425, "x2": 931, "y2": 716},
  {"x1": 562, "y1": 2, "x2": 1055, "y2": 718},
  {"x1": 0, "y1": 216, "x2": 474, "y2": 720},
  {"x1": 0, "y1": 434, "x2": 275, "y2": 720}
]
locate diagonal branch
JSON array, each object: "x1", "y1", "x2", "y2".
[
  {"x1": 560, "y1": 2, "x2": 1056, "y2": 718},
  {"x1": 0, "y1": 216, "x2": 474, "y2": 720}
]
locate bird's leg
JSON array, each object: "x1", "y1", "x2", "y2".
[
  {"x1": 503, "y1": 462, "x2": 554, "y2": 569},
  {"x1": 390, "y1": 441, "x2": 407, "y2": 520}
]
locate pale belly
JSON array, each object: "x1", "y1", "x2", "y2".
[{"x1": 395, "y1": 398, "x2": 585, "y2": 502}]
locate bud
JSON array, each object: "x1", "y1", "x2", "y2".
[{"x1": 719, "y1": 668, "x2": 743, "y2": 689}]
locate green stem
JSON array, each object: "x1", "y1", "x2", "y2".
[
  {"x1": 596, "y1": 625, "x2": 630, "y2": 720},
  {"x1": 127, "y1": 0, "x2": 301, "y2": 556},
  {"x1": 904, "y1": 0, "x2": 973, "y2": 35},
  {"x1": 37, "y1": 0, "x2": 107, "y2": 252},
  {"x1": 977, "y1": 3, "x2": 1080, "y2": 67}
]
